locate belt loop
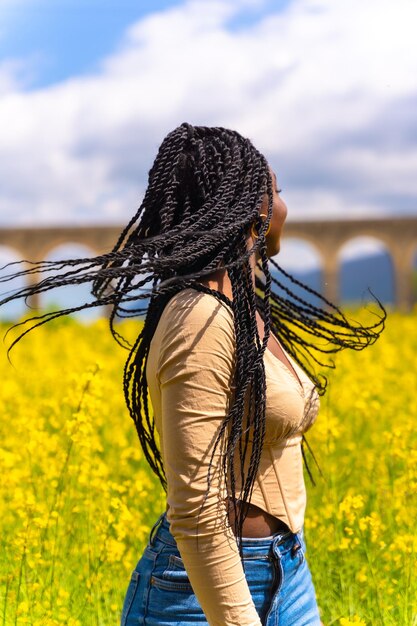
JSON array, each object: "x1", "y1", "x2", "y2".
[
  {"x1": 149, "y1": 511, "x2": 165, "y2": 545},
  {"x1": 272, "y1": 528, "x2": 294, "y2": 550}
]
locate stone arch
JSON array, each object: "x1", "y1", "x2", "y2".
[
  {"x1": 338, "y1": 236, "x2": 395, "y2": 306},
  {"x1": 40, "y1": 237, "x2": 102, "y2": 261},
  {"x1": 40, "y1": 243, "x2": 104, "y2": 321},
  {"x1": 336, "y1": 230, "x2": 394, "y2": 256},
  {"x1": 0, "y1": 245, "x2": 27, "y2": 320},
  {"x1": 412, "y1": 245, "x2": 417, "y2": 305},
  {"x1": 272, "y1": 237, "x2": 324, "y2": 305},
  {"x1": 1, "y1": 217, "x2": 416, "y2": 311}
]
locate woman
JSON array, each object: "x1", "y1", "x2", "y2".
[{"x1": 0, "y1": 123, "x2": 385, "y2": 625}]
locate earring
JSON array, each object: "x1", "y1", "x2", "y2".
[{"x1": 250, "y1": 213, "x2": 271, "y2": 239}]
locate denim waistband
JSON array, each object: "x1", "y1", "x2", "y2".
[{"x1": 149, "y1": 511, "x2": 298, "y2": 551}]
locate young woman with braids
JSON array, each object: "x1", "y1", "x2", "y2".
[{"x1": 0, "y1": 123, "x2": 385, "y2": 625}]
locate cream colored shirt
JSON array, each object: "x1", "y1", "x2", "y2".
[{"x1": 146, "y1": 287, "x2": 320, "y2": 626}]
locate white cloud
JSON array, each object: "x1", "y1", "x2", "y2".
[
  {"x1": 283, "y1": 188, "x2": 387, "y2": 220},
  {"x1": 0, "y1": 0, "x2": 416, "y2": 229}
]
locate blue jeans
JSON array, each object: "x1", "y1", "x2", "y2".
[{"x1": 121, "y1": 511, "x2": 321, "y2": 625}]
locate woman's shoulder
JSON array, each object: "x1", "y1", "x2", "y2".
[
  {"x1": 160, "y1": 287, "x2": 235, "y2": 332},
  {"x1": 151, "y1": 288, "x2": 236, "y2": 373}
]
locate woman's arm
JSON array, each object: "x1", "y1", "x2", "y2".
[{"x1": 157, "y1": 311, "x2": 262, "y2": 626}]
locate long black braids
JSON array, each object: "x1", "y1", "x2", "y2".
[{"x1": 0, "y1": 122, "x2": 386, "y2": 560}]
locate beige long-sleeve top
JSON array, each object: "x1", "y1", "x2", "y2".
[{"x1": 146, "y1": 287, "x2": 320, "y2": 626}]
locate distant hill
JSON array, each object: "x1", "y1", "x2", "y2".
[{"x1": 272, "y1": 251, "x2": 396, "y2": 307}]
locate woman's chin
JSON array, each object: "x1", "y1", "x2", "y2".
[{"x1": 267, "y1": 241, "x2": 281, "y2": 259}]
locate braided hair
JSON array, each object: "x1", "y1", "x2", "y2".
[{"x1": 0, "y1": 122, "x2": 386, "y2": 556}]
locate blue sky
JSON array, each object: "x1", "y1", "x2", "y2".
[
  {"x1": 1, "y1": 0, "x2": 292, "y2": 88},
  {"x1": 1, "y1": 1, "x2": 186, "y2": 87}
]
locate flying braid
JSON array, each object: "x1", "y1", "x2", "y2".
[{"x1": 0, "y1": 122, "x2": 386, "y2": 560}]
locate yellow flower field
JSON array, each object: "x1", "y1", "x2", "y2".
[{"x1": 0, "y1": 309, "x2": 416, "y2": 625}]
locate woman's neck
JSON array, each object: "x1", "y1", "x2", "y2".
[{"x1": 198, "y1": 240, "x2": 259, "y2": 298}]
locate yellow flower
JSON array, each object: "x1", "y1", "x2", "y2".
[
  {"x1": 1, "y1": 311, "x2": 416, "y2": 623},
  {"x1": 339, "y1": 616, "x2": 367, "y2": 625}
]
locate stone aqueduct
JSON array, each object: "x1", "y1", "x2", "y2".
[{"x1": 0, "y1": 216, "x2": 416, "y2": 311}]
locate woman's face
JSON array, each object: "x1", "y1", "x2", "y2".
[{"x1": 255, "y1": 168, "x2": 288, "y2": 258}]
